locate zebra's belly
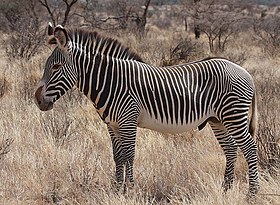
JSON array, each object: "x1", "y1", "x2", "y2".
[{"x1": 137, "y1": 110, "x2": 212, "y2": 134}]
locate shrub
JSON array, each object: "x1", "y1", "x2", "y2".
[
  {"x1": 0, "y1": 72, "x2": 9, "y2": 99},
  {"x1": 0, "y1": 0, "x2": 44, "y2": 60},
  {"x1": 254, "y1": 66, "x2": 280, "y2": 174},
  {"x1": 161, "y1": 36, "x2": 204, "y2": 66},
  {"x1": 253, "y1": 15, "x2": 280, "y2": 57},
  {"x1": 0, "y1": 137, "x2": 14, "y2": 160}
]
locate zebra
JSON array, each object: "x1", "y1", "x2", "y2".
[{"x1": 35, "y1": 23, "x2": 258, "y2": 199}]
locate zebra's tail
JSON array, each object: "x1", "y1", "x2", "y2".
[{"x1": 249, "y1": 92, "x2": 258, "y2": 139}]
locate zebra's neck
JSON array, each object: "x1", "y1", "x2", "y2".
[
  {"x1": 74, "y1": 49, "x2": 108, "y2": 106},
  {"x1": 66, "y1": 29, "x2": 140, "y2": 108},
  {"x1": 73, "y1": 45, "x2": 133, "y2": 113},
  {"x1": 68, "y1": 29, "x2": 143, "y2": 62}
]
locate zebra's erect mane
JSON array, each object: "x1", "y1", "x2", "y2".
[{"x1": 68, "y1": 28, "x2": 143, "y2": 62}]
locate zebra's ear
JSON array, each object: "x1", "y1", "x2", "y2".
[
  {"x1": 47, "y1": 24, "x2": 68, "y2": 48},
  {"x1": 47, "y1": 22, "x2": 57, "y2": 45},
  {"x1": 48, "y1": 22, "x2": 54, "y2": 36},
  {"x1": 53, "y1": 25, "x2": 68, "y2": 47}
]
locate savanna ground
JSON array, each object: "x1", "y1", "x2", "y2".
[{"x1": 0, "y1": 3, "x2": 280, "y2": 205}]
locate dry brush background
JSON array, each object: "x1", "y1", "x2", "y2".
[{"x1": 0, "y1": 0, "x2": 280, "y2": 204}]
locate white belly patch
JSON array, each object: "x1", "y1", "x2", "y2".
[{"x1": 137, "y1": 110, "x2": 213, "y2": 134}]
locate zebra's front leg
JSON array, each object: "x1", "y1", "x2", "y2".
[
  {"x1": 119, "y1": 122, "x2": 137, "y2": 189},
  {"x1": 107, "y1": 122, "x2": 137, "y2": 191},
  {"x1": 108, "y1": 126, "x2": 125, "y2": 190}
]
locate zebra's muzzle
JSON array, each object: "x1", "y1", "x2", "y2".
[{"x1": 34, "y1": 85, "x2": 54, "y2": 111}]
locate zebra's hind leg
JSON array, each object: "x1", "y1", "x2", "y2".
[
  {"x1": 209, "y1": 120, "x2": 238, "y2": 192},
  {"x1": 223, "y1": 119, "x2": 259, "y2": 200}
]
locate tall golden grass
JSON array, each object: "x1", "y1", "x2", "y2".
[{"x1": 0, "y1": 28, "x2": 279, "y2": 205}]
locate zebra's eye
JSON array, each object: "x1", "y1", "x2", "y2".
[{"x1": 52, "y1": 64, "x2": 62, "y2": 71}]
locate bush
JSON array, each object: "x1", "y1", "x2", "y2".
[
  {"x1": 0, "y1": 137, "x2": 13, "y2": 160},
  {"x1": 253, "y1": 15, "x2": 280, "y2": 57},
  {"x1": 5, "y1": 20, "x2": 43, "y2": 60},
  {"x1": 161, "y1": 36, "x2": 204, "y2": 66},
  {"x1": 0, "y1": 0, "x2": 44, "y2": 60},
  {"x1": 0, "y1": 72, "x2": 9, "y2": 99},
  {"x1": 254, "y1": 66, "x2": 280, "y2": 174}
]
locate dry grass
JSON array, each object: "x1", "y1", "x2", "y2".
[{"x1": 0, "y1": 28, "x2": 279, "y2": 205}]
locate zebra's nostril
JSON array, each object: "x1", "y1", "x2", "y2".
[{"x1": 38, "y1": 100, "x2": 42, "y2": 105}]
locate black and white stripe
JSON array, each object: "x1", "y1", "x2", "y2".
[{"x1": 36, "y1": 27, "x2": 259, "y2": 198}]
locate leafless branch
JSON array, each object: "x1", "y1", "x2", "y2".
[
  {"x1": 61, "y1": 0, "x2": 78, "y2": 26},
  {"x1": 39, "y1": 0, "x2": 78, "y2": 26},
  {"x1": 39, "y1": 0, "x2": 55, "y2": 26}
]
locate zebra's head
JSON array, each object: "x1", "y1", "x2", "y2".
[{"x1": 35, "y1": 23, "x2": 77, "y2": 111}]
